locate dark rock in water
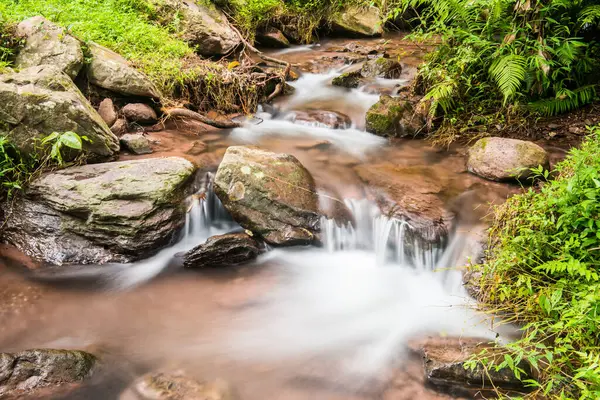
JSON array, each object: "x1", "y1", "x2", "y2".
[
  {"x1": 3, "y1": 157, "x2": 195, "y2": 265},
  {"x1": 412, "y1": 337, "x2": 532, "y2": 394},
  {"x1": 87, "y1": 42, "x2": 160, "y2": 98},
  {"x1": 331, "y1": 6, "x2": 384, "y2": 38},
  {"x1": 120, "y1": 370, "x2": 237, "y2": 400},
  {"x1": 214, "y1": 146, "x2": 321, "y2": 246},
  {"x1": 467, "y1": 137, "x2": 550, "y2": 182},
  {"x1": 360, "y1": 57, "x2": 402, "y2": 79},
  {"x1": 257, "y1": 28, "x2": 290, "y2": 48},
  {"x1": 122, "y1": 103, "x2": 158, "y2": 124},
  {"x1": 98, "y1": 98, "x2": 118, "y2": 127},
  {"x1": 332, "y1": 42, "x2": 380, "y2": 55},
  {"x1": 355, "y1": 163, "x2": 453, "y2": 244},
  {"x1": 0, "y1": 65, "x2": 119, "y2": 160},
  {"x1": 15, "y1": 16, "x2": 84, "y2": 78},
  {"x1": 184, "y1": 232, "x2": 261, "y2": 268},
  {"x1": 0, "y1": 349, "x2": 96, "y2": 398},
  {"x1": 365, "y1": 95, "x2": 426, "y2": 138},
  {"x1": 120, "y1": 133, "x2": 153, "y2": 155},
  {"x1": 286, "y1": 110, "x2": 352, "y2": 129},
  {"x1": 331, "y1": 64, "x2": 363, "y2": 88}
]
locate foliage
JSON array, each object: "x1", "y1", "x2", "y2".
[
  {"x1": 473, "y1": 124, "x2": 600, "y2": 399},
  {"x1": 0, "y1": 136, "x2": 35, "y2": 199},
  {"x1": 395, "y1": 0, "x2": 600, "y2": 140},
  {"x1": 0, "y1": 16, "x2": 20, "y2": 72}
]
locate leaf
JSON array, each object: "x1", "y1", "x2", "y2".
[
  {"x1": 489, "y1": 54, "x2": 527, "y2": 105},
  {"x1": 58, "y1": 131, "x2": 83, "y2": 150},
  {"x1": 227, "y1": 61, "x2": 240, "y2": 70},
  {"x1": 41, "y1": 132, "x2": 60, "y2": 145}
]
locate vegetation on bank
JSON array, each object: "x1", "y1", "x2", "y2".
[{"x1": 471, "y1": 125, "x2": 600, "y2": 399}]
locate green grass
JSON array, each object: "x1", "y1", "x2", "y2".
[
  {"x1": 0, "y1": 0, "x2": 194, "y2": 95},
  {"x1": 473, "y1": 125, "x2": 600, "y2": 399}
]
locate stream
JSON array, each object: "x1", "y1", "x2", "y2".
[{"x1": 0, "y1": 36, "x2": 521, "y2": 399}]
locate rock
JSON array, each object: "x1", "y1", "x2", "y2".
[
  {"x1": 111, "y1": 118, "x2": 129, "y2": 136},
  {"x1": 355, "y1": 163, "x2": 453, "y2": 243},
  {"x1": 120, "y1": 134, "x2": 153, "y2": 155},
  {"x1": 183, "y1": 232, "x2": 261, "y2": 268},
  {"x1": 256, "y1": 28, "x2": 290, "y2": 48},
  {"x1": 3, "y1": 157, "x2": 195, "y2": 265},
  {"x1": 120, "y1": 371, "x2": 236, "y2": 400},
  {"x1": 0, "y1": 65, "x2": 119, "y2": 160},
  {"x1": 286, "y1": 110, "x2": 352, "y2": 129},
  {"x1": 214, "y1": 146, "x2": 320, "y2": 246},
  {"x1": 365, "y1": 95, "x2": 426, "y2": 138},
  {"x1": 467, "y1": 137, "x2": 550, "y2": 182},
  {"x1": 0, "y1": 349, "x2": 96, "y2": 397},
  {"x1": 122, "y1": 103, "x2": 158, "y2": 124},
  {"x1": 86, "y1": 42, "x2": 160, "y2": 98},
  {"x1": 416, "y1": 337, "x2": 531, "y2": 392},
  {"x1": 15, "y1": 16, "x2": 84, "y2": 78},
  {"x1": 331, "y1": 6, "x2": 384, "y2": 38},
  {"x1": 169, "y1": 0, "x2": 241, "y2": 56},
  {"x1": 360, "y1": 57, "x2": 402, "y2": 79},
  {"x1": 97, "y1": 98, "x2": 118, "y2": 127},
  {"x1": 332, "y1": 69, "x2": 363, "y2": 88}
]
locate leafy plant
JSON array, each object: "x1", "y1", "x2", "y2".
[{"x1": 41, "y1": 131, "x2": 90, "y2": 166}]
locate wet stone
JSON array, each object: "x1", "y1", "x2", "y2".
[
  {"x1": 120, "y1": 133, "x2": 153, "y2": 155},
  {"x1": 183, "y1": 232, "x2": 262, "y2": 268}
]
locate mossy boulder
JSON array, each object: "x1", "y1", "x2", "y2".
[
  {"x1": 332, "y1": 70, "x2": 362, "y2": 88},
  {"x1": 86, "y1": 42, "x2": 160, "y2": 98},
  {"x1": 214, "y1": 146, "x2": 320, "y2": 246},
  {"x1": 0, "y1": 65, "x2": 119, "y2": 160},
  {"x1": 467, "y1": 137, "x2": 550, "y2": 182},
  {"x1": 365, "y1": 95, "x2": 426, "y2": 138},
  {"x1": 0, "y1": 349, "x2": 96, "y2": 397},
  {"x1": 360, "y1": 57, "x2": 402, "y2": 79},
  {"x1": 331, "y1": 6, "x2": 384, "y2": 38},
  {"x1": 15, "y1": 16, "x2": 84, "y2": 79},
  {"x1": 3, "y1": 157, "x2": 196, "y2": 265}
]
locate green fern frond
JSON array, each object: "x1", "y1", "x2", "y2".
[
  {"x1": 423, "y1": 80, "x2": 457, "y2": 117},
  {"x1": 529, "y1": 85, "x2": 597, "y2": 116},
  {"x1": 489, "y1": 54, "x2": 527, "y2": 104},
  {"x1": 579, "y1": 5, "x2": 600, "y2": 26}
]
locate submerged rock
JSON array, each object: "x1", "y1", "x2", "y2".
[
  {"x1": 122, "y1": 103, "x2": 158, "y2": 124},
  {"x1": 15, "y1": 16, "x2": 84, "y2": 78},
  {"x1": 184, "y1": 232, "x2": 261, "y2": 268},
  {"x1": 365, "y1": 95, "x2": 426, "y2": 138},
  {"x1": 87, "y1": 42, "x2": 160, "y2": 98},
  {"x1": 331, "y1": 65, "x2": 363, "y2": 88},
  {"x1": 214, "y1": 146, "x2": 320, "y2": 246},
  {"x1": 467, "y1": 137, "x2": 550, "y2": 182},
  {"x1": 286, "y1": 110, "x2": 352, "y2": 129},
  {"x1": 120, "y1": 133, "x2": 153, "y2": 155},
  {"x1": 331, "y1": 6, "x2": 384, "y2": 38},
  {"x1": 120, "y1": 371, "x2": 236, "y2": 400},
  {"x1": 3, "y1": 157, "x2": 195, "y2": 265},
  {"x1": 0, "y1": 65, "x2": 119, "y2": 160},
  {"x1": 256, "y1": 28, "x2": 290, "y2": 48},
  {"x1": 0, "y1": 349, "x2": 96, "y2": 397},
  {"x1": 98, "y1": 98, "x2": 118, "y2": 127}
]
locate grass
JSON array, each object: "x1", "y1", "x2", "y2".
[{"x1": 471, "y1": 124, "x2": 600, "y2": 399}]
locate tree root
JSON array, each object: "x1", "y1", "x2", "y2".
[{"x1": 163, "y1": 108, "x2": 242, "y2": 129}]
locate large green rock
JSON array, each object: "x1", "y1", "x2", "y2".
[
  {"x1": 0, "y1": 349, "x2": 96, "y2": 397},
  {"x1": 365, "y1": 95, "x2": 426, "y2": 138},
  {"x1": 14, "y1": 16, "x2": 84, "y2": 79},
  {"x1": 86, "y1": 42, "x2": 160, "y2": 98},
  {"x1": 3, "y1": 157, "x2": 196, "y2": 265},
  {"x1": 331, "y1": 6, "x2": 384, "y2": 38},
  {"x1": 214, "y1": 146, "x2": 320, "y2": 246},
  {"x1": 0, "y1": 65, "x2": 119, "y2": 160},
  {"x1": 467, "y1": 137, "x2": 550, "y2": 182}
]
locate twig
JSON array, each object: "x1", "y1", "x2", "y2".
[
  {"x1": 163, "y1": 108, "x2": 242, "y2": 129},
  {"x1": 266, "y1": 83, "x2": 283, "y2": 102}
]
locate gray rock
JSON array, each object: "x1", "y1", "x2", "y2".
[
  {"x1": 331, "y1": 6, "x2": 384, "y2": 38},
  {"x1": 97, "y1": 98, "x2": 118, "y2": 127},
  {"x1": 87, "y1": 42, "x2": 160, "y2": 98},
  {"x1": 3, "y1": 157, "x2": 196, "y2": 265},
  {"x1": 111, "y1": 118, "x2": 129, "y2": 136},
  {"x1": 184, "y1": 232, "x2": 261, "y2": 268},
  {"x1": 257, "y1": 28, "x2": 290, "y2": 48},
  {"x1": 467, "y1": 137, "x2": 550, "y2": 181},
  {"x1": 120, "y1": 371, "x2": 236, "y2": 400},
  {"x1": 365, "y1": 95, "x2": 426, "y2": 138},
  {"x1": 15, "y1": 16, "x2": 84, "y2": 78},
  {"x1": 122, "y1": 103, "x2": 158, "y2": 124},
  {"x1": 360, "y1": 57, "x2": 402, "y2": 79},
  {"x1": 0, "y1": 65, "x2": 119, "y2": 160},
  {"x1": 0, "y1": 349, "x2": 96, "y2": 397},
  {"x1": 214, "y1": 146, "x2": 320, "y2": 246},
  {"x1": 120, "y1": 133, "x2": 153, "y2": 155}
]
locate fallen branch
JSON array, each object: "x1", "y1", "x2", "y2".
[
  {"x1": 163, "y1": 108, "x2": 242, "y2": 129},
  {"x1": 266, "y1": 83, "x2": 283, "y2": 102}
]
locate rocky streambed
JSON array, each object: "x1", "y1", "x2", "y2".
[{"x1": 0, "y1": 34, "x2": 571, "y2": 399}]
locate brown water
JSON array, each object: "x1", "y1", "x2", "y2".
[{"x1": 0, "y1": 35, "x2": 550, "y2": 399}]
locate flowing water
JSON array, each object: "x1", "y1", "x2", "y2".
[{"x1": 0, "y1": 36, "x2": 520, "y2": 399}]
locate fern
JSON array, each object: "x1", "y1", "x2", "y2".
[
  {"x1": 489, "y1": 54, "x2": 527, "y2": 104},
  {"x1": 579, "y1": 5, "x2": 600, "y2": 27},
  {"x1": 529, "y1": 85, "x2": 597, "y2": 116}
]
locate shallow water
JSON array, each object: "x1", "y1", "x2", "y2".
[{"x1": 0, "y1": 35, "x2": 521, "y2": 399}]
